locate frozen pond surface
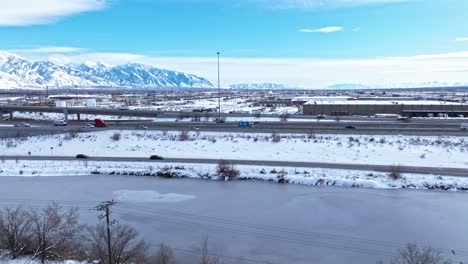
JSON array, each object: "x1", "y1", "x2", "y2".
[{"x1": 0, "y1": 175, "x2": 467, "y2": 264}]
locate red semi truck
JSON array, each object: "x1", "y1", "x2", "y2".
[{"x1": 94, "y1": 118, "x2": 108, "y2": 127}]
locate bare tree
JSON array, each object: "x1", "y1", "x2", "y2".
[
  {"x1": 390, "y1": 244, "x2": 451, "y2": 264},
  {"x1": 179, "y1": 131, "x2": 190, "y2": 141},
  {"x1": 199, "y1": 238, "x2": 221, "y2": 264},
  {"x1": 111, "y1": 132, "x2": 121, "y2": 141},
  {"x1": 28, "y1": 202, "x2": 81, "y2": 263},
  {"x1": 216, "y1": 160, "x2": 240, "y2": 180},
  {"x1": 154, "y1": 243, "x2": 176, "y2": 264},
  {"x1": 0, "y1": 207, "x2": 32, "y2": 259},
  {"x1": 271, "y1": 132, "x2": 281, "y2": 143},
  {"x1": 389, "y1": 165, "x2": 402, "y2": 180},
  {"x1": 89, "y1": 223, "x2": 147, "y2": 264}
]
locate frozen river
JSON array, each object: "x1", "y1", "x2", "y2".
[{"x1": 0, "y1": 175, "x2": 467, "y2": 264}]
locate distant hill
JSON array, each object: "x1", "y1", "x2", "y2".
[{"x1": 326, "y1": 84, "x2": 370, "y2": 90}]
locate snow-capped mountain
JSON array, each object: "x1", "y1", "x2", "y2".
[
  {"x1": 78, "y1": 62, "x2": 213, "y2": 88},
  {"x1": 230, "y1": 83, "x2": 290, "y2": 90},
  {"x1": 0, "y1": 51, "x2": 215, "y2": 89},
  {"x1": 327, "y1": 82, "x2": 468, "y2": 90},
  {"x1": 326, "y1": 84, "x2": 371, "y2": 90}
]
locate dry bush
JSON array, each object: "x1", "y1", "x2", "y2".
[
  {"x1": 179, "y1": 131, "x2": 190, "y2": 141},
  {"x1": 28, "y1": 202, "x2": 81, "y2": 263},
  {"x1": 390, "y1": 243, "x2": 451, "y2": 264},
  {"x1": 111, "y1": 132, "x2": 121, "y2": 141},
  {"x1": 154, "y1": 243, "x2": 176, "y2": 264},
  {"x1": 389, "y1": 165, "x2": 402, "y2": 180},
  {"x1": 0, "y1": 207, "x2": 32, "y2": 259},
  {"x1": 271, "y1": 132, "x2": 281, "y2": 143},
  {"x1": 88, "y1": 223, "x2": 147, "y2": 264},
  {"x1": 216, "y1": 160, "x2": 240, "y2": 180}
]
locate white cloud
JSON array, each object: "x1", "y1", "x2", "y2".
[
  {"x1": 455, "y1": 37, "x2": 468, "y2": 42},
  {"x1": 9, "y1": 46, "x2": 88, "y2": 53},
  {"x1": 300, "y1": 26, "x2": 343, "y2": 33},
  {"x1": 0, "y1": 0, "x2": 107, "y2": 26},
  {"x1": 252, "y1": 0, "x2": 413, "y2": 9},
  {"x1": 19, "y1": 50, "x2": 467, "y2": 88}
]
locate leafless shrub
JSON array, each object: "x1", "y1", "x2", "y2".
[
  {"x1": 389, "y1": 165, "x2": 402, "y2": 180},
  {"x1": 88, "y1": 223, "x2": 147, "y2": 264},
  {"x1": 199, "y1": 238, "x2": 221, "y2": 264},
  {"x1": 154, "y1": 243, "x2": 176, "y2": 264},
  {"x1": 271, "y1": 132, "x2": 281, "y2": 143},
  {"x1": 28, "y1": 202, "x2": 81, "y2": 263},
  {"x1": 63, "y1": 131, "x2": 79, "y2": 141},
  {"x1": 216, "y1": 160, "x2": 240, "y2": 180},
  {"x1": 179, "y1": 131, "x2": 190, "y2": 141},
  {"x1": 5, "y1": 141, "x2": 16, "y2": 148},
  {"x1": 0, "y1": 207, "x2": 32, "y2": 259},
  {"x1": 111, "y1": 132, "x2": 121, "y2": 141},
  {"x1": 389, "y1": 243, "x2": 451, "y2": 264}
]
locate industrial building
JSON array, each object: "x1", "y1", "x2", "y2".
[{"x1": 303, "y1": 100, "x2": 468, "y2": 117}]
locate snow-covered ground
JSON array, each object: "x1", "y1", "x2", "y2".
[
  {"x1": 1, "y1": 160, "x2": 468, "y2": 191},
  {"x1": 1, "y1": 130, "x2": 467, "y2": 169},
  {"x1": 13, "y1": 111, "x2": 151, "y2": 121}
]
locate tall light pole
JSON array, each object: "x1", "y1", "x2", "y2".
[{"x1": 217, "y1": 52, "x2": 221, "y2": 122}]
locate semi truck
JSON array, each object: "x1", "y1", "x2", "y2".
[
  {"x1": 238, "y1": 121, "x2": 254, "y2": 127},
  {"x1": 94, "y1": 118, "x2": 108, "y2": 127}
]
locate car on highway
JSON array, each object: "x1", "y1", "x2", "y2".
[
  {"x1": 316, "y1": 115, "x2": 325, "y2": 119},
  {"x1": 345, "y1": 125, "x2": 356, "y2": 129},
  {"x1": 14, "y1": 122, "x2": 31, "y2": 127},
  {"x1": 82, "y1": 124, "x2": 95, "y2": 128},
  {"x1": 149, "y1": 155, "x2": 164, "y2": 160},
  {"x1": 75, "y1": 154, "x2": 89, "y2": 159},
  {"x1": 461, "y1": 123, "x2": 468, "y2": 130},
  {"x1": 136, "y1": 125, "x2": 148, "y2": 130},
  {"x1": 53, "y1": 120, "x2": 67, "y2": 126},
  {"x1": 214, "y1": 118, "x2": 226, "y2": 124}
]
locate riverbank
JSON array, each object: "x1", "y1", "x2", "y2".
[{"x1": 1, "y1": 160, "x2": 468, "y2": 191}]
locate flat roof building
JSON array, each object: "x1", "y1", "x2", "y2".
[{"x1": 303, "y1": 100, "x2": 468, "y2": 117}]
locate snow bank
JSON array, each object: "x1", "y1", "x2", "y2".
[{"x1": 1, "y1": 160, "x2": 468, "y2": 192}]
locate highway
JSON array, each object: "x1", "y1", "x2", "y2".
[
  {"x1": 1, "y1": 119, "x2": 467, "y2": 137},
  {"x1": 1, "y1": 155, "x2": 468, "y2": 177}
]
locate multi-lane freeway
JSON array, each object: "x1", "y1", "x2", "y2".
[
  {"x1": 2, "y1": 155, "x2": 468, "y2": 177},
  {"x1": 0, "y1": 118, "x2": 467, "y2": 137}
]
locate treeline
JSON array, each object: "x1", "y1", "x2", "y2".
[{"x1": 0, "y1": 202, "x2": 220, "y2": 264}]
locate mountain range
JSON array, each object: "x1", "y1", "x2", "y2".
[
  {"x1": 229, "y1": 83, "x2": 291, "y2": 90},
  {"x1": 0, "y1": 52, "x2": 214, "y2": 89}
]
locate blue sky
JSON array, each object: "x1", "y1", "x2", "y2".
[{"x1": 1, "y1": 0, "x2": 468, "y2": 87}]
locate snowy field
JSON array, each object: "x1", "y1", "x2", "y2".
[
  {"x1": 1, "y1": 160, "x2": 468, "y2": 191},
  {"x1": 1, "y1": 130, "x2": 467, "y2": 169},
  {"x1": 13, "y1": 111, "x2": 151, "y2": 121}
]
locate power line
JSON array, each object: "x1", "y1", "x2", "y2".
[{"x1": 1, "y1": 199, "x2": 466, "y2": 258}]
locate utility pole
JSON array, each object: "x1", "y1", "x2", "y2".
[
  {"x1": 94, "y1": 200, "x2": 117, "y2": 264},
  {"x1": 217, "y1": 52, "x2": 221, "y2": 122},
  {"x1": 75, "y1": 85, "x2": 78, "y2": 106}
]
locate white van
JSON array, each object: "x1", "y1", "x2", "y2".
[
  {"x1": 461, "y1": 123, "x2": 468, "y2": 130},
  {"x1": 53, "y1": 120, "x2": 67, "y2": 126}
]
